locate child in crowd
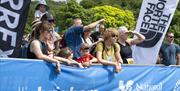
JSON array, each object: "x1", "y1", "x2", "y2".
[
  {"x1": 57, "y1": 47, "x2": 83, "y2": 68},
  {"x1": 76, "y1": 43, "x2": 97, "y2": 67},
  {"x1": 34, "y1": 0, "x2": 49, "y2": 19}
]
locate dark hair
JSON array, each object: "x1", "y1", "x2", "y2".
[
  {"x1": 80, "y1": 43, "x2": 90, "y2": 50},
  {"x1": 35, "y1": 4, "x2": 49, "y2": 10},
  {"x1": 30, "y1": 20, "x2": 49, "y2": 40},
  {"x1": 57, "y1": 47, "x2": 72, "y2": 58},
  {"x1": 40, "y1": 13, "x2": 54, "y2": 21}
]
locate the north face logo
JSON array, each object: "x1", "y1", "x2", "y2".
[
  {"x1": 137, "y1": 30, "x2": 163, "y2": 48},
  {"x1": 119, "y1": 80, "x2": 134, "y2": 91},
  {"x1": 136, "y1": 0, "x2": 171, "y2": 48}
]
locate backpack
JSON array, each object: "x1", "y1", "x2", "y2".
[{"x1": 91, "y1": 42, "x2": 116, "y2": 57}]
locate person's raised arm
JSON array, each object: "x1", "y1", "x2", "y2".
[
  {"x1": 84, "y1": 19, "x2": 105, "y2": 30},
  {"x1": 127, "y1": 31, "x2": 145, "y2": 45}
]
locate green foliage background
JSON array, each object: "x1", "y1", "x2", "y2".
[
  {"x1": 25, "y1": 0, "x2": 180, "y2": 44},
  {"x1": 90, "y1": 5, "x2": 135, "y2": 29}
]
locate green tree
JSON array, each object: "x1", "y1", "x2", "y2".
[
  {"x1": 24, "y1": 1, "x2": 36, "y2": 35},
  {"x1": 90, "y1": 5, "x2": 135, "y2": 29},
  {"x1": 80, "y1": 0, "x2": 142, "y2": 18},
  {"x1": 169, "y1": 10, "x2": 180, "y2": 44},
  {"x1": 25, "y1": 0, "x2": 180, "y2": 45},
  {"x1": 79, "y1": 0, "x2": 96, "y2": 9}
]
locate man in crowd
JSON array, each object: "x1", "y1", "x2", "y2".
[
  {"x1": 91, "y1": 24, "x2": 105, "y2": 42},
  {"x1": 158, "y1": 32, "x2": 180, "y2": 66},
  {"x1": 64, "y1": 18, "x2": 105, "y2": 59}
]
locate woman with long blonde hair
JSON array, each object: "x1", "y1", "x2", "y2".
[{"x1": 96, "y1": 28, "x2": 123, "y2": 73}]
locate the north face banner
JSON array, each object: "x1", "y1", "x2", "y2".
[
  {"x1": 0, "y1": 0, "x2": 31, "y2": 57},
  {"x1": 132, "y1": 0, "x2": 179, "y2": 64}
]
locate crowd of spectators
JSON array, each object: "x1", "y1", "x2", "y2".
[{"x1": 20, "y1": 0, "x2": 180, "y2": 74}]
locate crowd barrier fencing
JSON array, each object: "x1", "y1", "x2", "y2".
[{"x1": 0, "y1": 58, "x2": 180, "y2": 91}]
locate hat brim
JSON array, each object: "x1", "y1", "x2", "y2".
[
  {"x1": 31, "y1": 19, "x2": 42, "y2": 30},
  {"x1": 35, "y1": 4, "x2": 49, "y2": 10}
]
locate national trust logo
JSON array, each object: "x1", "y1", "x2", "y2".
[
  {"x1": 119, "y1": 80, "x2": 134, "y2": 91},
  {"x1": 173, "y1": 80, "x2": 180, "y2": 91}
]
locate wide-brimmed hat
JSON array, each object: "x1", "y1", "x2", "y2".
[
  {"x1": 31, "y1": 19, "x2": 42, "y2": 31},
  {"x1": 35, "y1": 0, "x2": 49, "y2": 10}
]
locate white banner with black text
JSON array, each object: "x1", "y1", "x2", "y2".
[{"x1": 132, "y1": 0, "x2": 179, "y2": 64}]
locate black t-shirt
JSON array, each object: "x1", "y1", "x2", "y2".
[
  {"x1": 118, "y1": 42, "x2": 132, "y2": 64},
  {"x1": 90, "y1": 31, "x2": 101, "y2": 42}
]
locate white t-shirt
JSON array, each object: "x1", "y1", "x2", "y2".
[{"x1": 34, "y1": 10, "x2": 48, "y2": 19}]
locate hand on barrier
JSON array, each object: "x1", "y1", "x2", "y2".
[
  {"x1": 55, "y1": 62, "x2": 61, "y2": 74},
  {"x1": 78, "y1": 63, "x2": 84, "y2": 68},
  {"x1": 82, "y1": 61, "x2": 92, "y2": 67},
  {"x1": 115, "y1": 63, "x2": 122, "y2": 73}
]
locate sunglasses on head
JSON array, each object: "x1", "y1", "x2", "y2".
[
  {"x1": 48, "y1": 19, "x2": 54, "y2": 23},
  {"x1": 111, "y1": 34, "x2": 118, "y2": 37}
]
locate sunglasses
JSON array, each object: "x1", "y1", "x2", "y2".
[
  {"x1": 168, "y1": 36, "x2": 174, "y2": 38},
  {"x1": 81, "y1": 47, "x2": 90, "y2": 51},
  {"x1": 48, "y1": 19, "x2": 54, "y2": 23},
  {"x1": 46, "y1": 30, "x2": 52, "y2": 33},
  {"x1": 83, "y1": 47, "x2": 90, "y2": 50},
  {"x1": 111, "y1": 34, "x2": 118, "y2": 37}
]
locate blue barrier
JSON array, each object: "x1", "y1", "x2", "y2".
[{"x1": 0, "y1": 58, "x2": 180, "y2": 91}]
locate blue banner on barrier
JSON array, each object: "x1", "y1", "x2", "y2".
[{"x1": 0, "y1": 58, "x2": 180, "y2": 91}]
